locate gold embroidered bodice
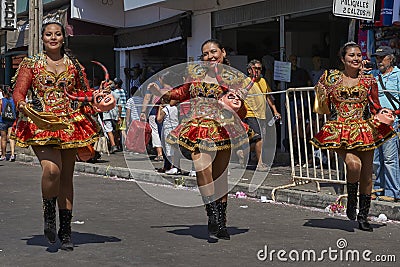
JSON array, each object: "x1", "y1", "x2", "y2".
[{"x1": 13, "y1": 53, "x2": 91, "y2": 116}]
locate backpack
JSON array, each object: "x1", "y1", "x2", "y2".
[{"x1": 1, "y1": 98, "x2": 16, "y2": 121}]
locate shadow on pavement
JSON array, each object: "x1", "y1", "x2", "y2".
[
  {"x1": 303, "y1": 217, "x2": 386, "y2": 232},
  {"x1": 151, "y1": 224, "x2": 249, "y2": 242},
  {"x1": 22, "y1": 231, "x2": 121, "y2": 252}
]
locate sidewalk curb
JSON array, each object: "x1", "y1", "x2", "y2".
[{"x1": 16, "y1": 153, "x2": 400, "y2": 221}]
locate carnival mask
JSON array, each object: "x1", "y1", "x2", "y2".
[
  {"x1": 374, "y1": 108, "x2": 395, "y2": 126},
  {"x1": 92, "y1": 89, "x2": 116, "y2": 112},
  {"x1": 219, "y1": 91, "x2": 242, "y2": 112}
]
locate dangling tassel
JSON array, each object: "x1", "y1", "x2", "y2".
[
  {"x1": 202, "y1": 195, "x2": 218, "y2": 235},
  {"x1": 346, "y1": 182, "x2": 358, "y2": 220},
  {"x1": 58, "y1": 209, "x2": 74, "y2": 251},
  {"x1": 357, "y1": 194, "x2": 373, "y2": 232},
  {"x1": 215, "y1": 201, "x2": 230, "y2": 240},
  {"x1": 42, "y1": 197, "x2": 57, "y2": 243}
]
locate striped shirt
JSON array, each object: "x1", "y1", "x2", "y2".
[
  {"x1": 126, "y1": 96, "x2": 141, "y2": 124},
  {"x1": 114, "y1": 88, "x2": 127, "y2": 118}
]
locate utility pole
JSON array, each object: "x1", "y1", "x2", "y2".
[{"x1": 28, "y1": 0, "x2": 43, "y2": 56}]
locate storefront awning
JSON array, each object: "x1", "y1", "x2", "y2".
[
  {"x1": 114, "y1": 36, "x2": 182, "y2": 51},
  {"x1": 114, "y1": 11, "x2": 190, "y2": 51}
]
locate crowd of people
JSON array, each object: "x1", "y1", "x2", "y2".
[{"x1": 1, "y1": 19, "x2": 399, "y2": 250}]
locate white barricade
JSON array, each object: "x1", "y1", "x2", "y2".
[{"x1": 270, "y1": 87, "x2": 347, "y2": 198}]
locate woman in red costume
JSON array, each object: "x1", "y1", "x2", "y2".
[
  {"x1": 11, "y1": 22, "x2": 114, "y2": 250},
  {"x1": 310, "y1": 42, "x2": 395, "y2": 231},
  {"x1": 149, "y1": 39, "x2": 253, "y2": 240}
]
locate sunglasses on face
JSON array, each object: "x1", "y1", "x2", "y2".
[{"x1": 252, "y1": 67, "x2": 262, "y2": 71}]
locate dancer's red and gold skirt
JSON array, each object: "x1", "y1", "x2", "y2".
[
  {"x1": 166, "y1": 116, "x2": 254, "y2": 152},
  {"x1": 11, "y1": 111, "x2": 99, "y2": 149},
  {"x1": 310, "y1": 118, "x2": 395, "y2": 151}
]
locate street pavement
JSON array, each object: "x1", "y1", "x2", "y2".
[
  {"x1": 12, "y1": 146, "x2": 400, "y2": 221},
  {"x1": 1, "y1": 162, "x2": 400, "y2": 266}
]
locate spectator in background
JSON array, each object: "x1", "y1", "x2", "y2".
[
  {"x1": 154, "y1": 70, "x2": 182, "y2": 173},
  {"x1": 113, "y1": 78, "x2": 127, "y2": 151},
  {"x1": 102, "y1": 81, "x2": 120, "y2": 154},
  {"x1": 142, "y1": 73, "x2": 168, "y2": 163},
  {"x1": 241, "y1": 59, "x2": 281, "y2": 171},
  {"x1": 178, "y1": 99, "x2": 196, "y2": 177},
  {"x1": 287, "y1": 54, "x2": 312, "y2": 89},
  {"x1": 0, "y1": 86, "x2": 16, "y2": 161},
  {"x1": 309, "y1": 55, "x2": 325, "y2": 86},
  {"x1": 125, "y1": 86, "x2": 141, "y2": 134},
  {"x1": 157, "y1": 98, "x2": 180, "y2": 174},
  {"x1": 124, "y1": 63, "x2": 146, "y2": 98},
  {"x1": 144, "y1": 65, "x2": 156, "y2": 80},
  {"x1": 287, "y1": 54, "x2": 313, "y2": 141},
  {"x1": 261, "y1": 53, "x2": 276, "y2": 91},
  {"x1": 370, "y1": 46, "x2": 400, "y2": 202}
]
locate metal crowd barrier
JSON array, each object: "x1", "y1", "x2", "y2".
[{"x1": 271, "y1": 87, "x2": 346, "y2": 200}]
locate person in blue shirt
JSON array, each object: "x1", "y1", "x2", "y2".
[
  {"x1": 0, "y1": 86, "x2": 16, "y2": 161},
  {"x1": 371, "y1": 46, "x2": 400, "y2": 202}
]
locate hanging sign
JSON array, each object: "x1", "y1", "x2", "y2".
[
  {"x1": 332, "y1": 0, "x2": 376, "y2": 21},
  {"x1": 274, "y1": 61, "x2": 291, "y2": 83},
  {"x1": 1, "y1": 0, "x2": 17, "y2": 30}
]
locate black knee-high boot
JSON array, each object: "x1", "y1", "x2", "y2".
[
  {"x1": 216, "y1": 201, "x2": 230, "y2": 240},
  {"x1": 202, "y1": 196, "x2": 219, "y2": 235},
  {"x1": 58, "y1": 209, "x2": 74, "y2": 251},
  {"x1": 357, "y1": 194, "x2": 373, "y2": 232},
  {"x1": 42, "y1": 197, "x2": 57, "y2": 243},
  {"x1": 346, "y1": 182, "x2": 358, "y2": 221}
]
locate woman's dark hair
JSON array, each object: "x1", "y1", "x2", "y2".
[
  {"x1": 41, "y1": 22, "x2": 88, "y2": 91},
  {"x1": 200, "y1": 38, "x2": 230, "y2": 65},
  {"x1": 339, "y1": 41, "x2": 361, "y2": 59},
  {"x1": 113, "y1": 78, "x2": 123, "y2": 87}
]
